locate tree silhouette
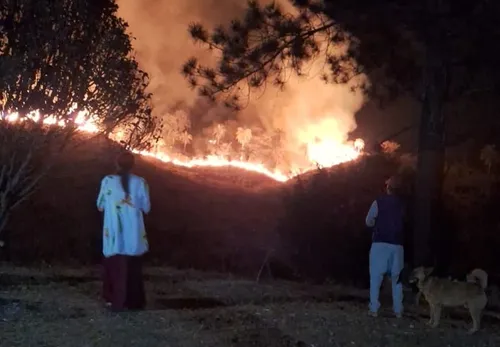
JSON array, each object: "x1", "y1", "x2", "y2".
[
  {"x1": 270, "y1": 128, "x2": 287, "y2": 168},
  {"x1": 163, "y1": 110, "x2": 190, "y2": 148},
  {"x1": 245, "y1": 128, "x2": 270, "y2": 163},
  {"x1": 0, "y1": 0, "x2": 157, "y2": 242},
  {"x1": 179, "y1": 131, "x2": 193, "y2": 151},
  {"x1": 480, "y1": 145, "x2": 499, "y2": 175},
  {"x1": 236, "y1": 126, "x2": 252, "y2": 160},
  {"x1": 236, "y1": 126, "x2": 252, "y2": 148},
  {"x1": 1, "y1": 0, "x2": 154, "y2": 138},
  {"x1": 183, "y1": 0, "x2": 500, "y2": 266},
  {"x1": 213, "y1": 123, "x2": 226, "y2": 145},
  {"x1": 217, "y1": 142, "x2": 232, "y2": 159}
]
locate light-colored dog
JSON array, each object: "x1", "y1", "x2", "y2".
[
  {"x1": 409, "y1": 267, "x2": 488, "y2": 333},
  {"x1": 414, "y1": 275, "x2": 459, "y2": 306}
]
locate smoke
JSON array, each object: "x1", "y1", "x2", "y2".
[{"x1": 116, "y1": 0, "x2": 365, "y2": 169}]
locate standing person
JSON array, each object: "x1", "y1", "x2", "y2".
[
  {"x1": 365, "y1": 175, "x2": 406, "y2": 318},
  {"x1": 97, "y1": 151, "x2": 151, "y2": 311}
]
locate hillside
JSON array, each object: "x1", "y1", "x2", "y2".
[
  {"x1": 4, "y1": 134, "x2": 285, "y2": 271},
  {"x1": 2, "y1": 133, "x2": 413, "y2": 283},
  {"x1": 4, "y1": 131, "x2": 499, "y2": 286}
]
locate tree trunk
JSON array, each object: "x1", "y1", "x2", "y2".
[
  {"x1": 413, "y1": 55, "x2": 448, "y2": 267},
  {"x1": 0, "y1": 218, "x2": 11, "y2": 261}
]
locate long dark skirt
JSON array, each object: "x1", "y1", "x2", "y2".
[{"x1": 102, "y1": 255, "x2": 146, "y2": 311}]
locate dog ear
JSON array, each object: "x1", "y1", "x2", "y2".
[{"x1": 424, "y1": 267, "x2": 434, "y2": 276}]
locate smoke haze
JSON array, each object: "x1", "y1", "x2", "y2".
[{"x1": 116, "y1": 0, "x2": 365, "y2": 170}]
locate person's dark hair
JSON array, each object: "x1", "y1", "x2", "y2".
[
  {"x1": 116, "y1": 151, "x2": 135, "y2": 199},
  {"x1": 385, "y1": 175, "x2": 402, "y2": 195}
]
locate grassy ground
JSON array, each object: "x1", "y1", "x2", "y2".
[{"x1": 1, "y1": 265, "x2": 499, "y2": 347}]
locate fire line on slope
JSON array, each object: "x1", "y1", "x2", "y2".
[{"x1": 1, "y1": 110, "x2": 365, "y2": 182}]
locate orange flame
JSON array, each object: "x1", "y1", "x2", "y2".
[{"x1": 1, "y1": 110, "x2": 364, "y2": 182}]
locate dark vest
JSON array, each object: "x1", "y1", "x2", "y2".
[{"x1": 372, "y1": 194, "x2": 405, "y2": 245}]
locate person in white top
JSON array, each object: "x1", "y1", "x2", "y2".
[{"x1": 97, "y1": 151, "x2": 151, "y2": 311}]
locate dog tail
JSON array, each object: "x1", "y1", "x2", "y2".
[{"x1": 467, "y1": 269, "x2": 488, "y2": 289}]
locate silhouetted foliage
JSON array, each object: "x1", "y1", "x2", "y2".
[
  {"x1": 183, "y1": 0, "x2": 500, "y2": 267},
  {"x1": 0, "y1": 0, "x2": 156, "y2": 134},
  {"x1": 0, "y1": 0, "x2": 159, "y2": 241},
  {"x1": 183, "y1": 0, "x2": 500, "y2": 109}
]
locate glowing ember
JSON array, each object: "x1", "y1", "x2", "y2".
[{"x1": 1, "y1": 110, "x2": 364, "y2": 182}]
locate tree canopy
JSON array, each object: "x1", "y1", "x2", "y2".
[
  {"x1": 0, "y1": 0, "x2": 156, "y2": 138},
  {"x1": 0, "y1": 0, "x2": 158, "y2": 240},
  {"x1": 183, "y1": 0, "x2": 500, "y2": 109},
  {"x1": 182, "y1": 0, "x2": 500, "y2": 266}
]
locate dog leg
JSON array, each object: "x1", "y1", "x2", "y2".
[
  {"x1": 427, "y1": 303, "x2": 435, "y2": 326},
  {"x1": 431, "y1": 305, "x2": 442, "y2": 328},
  {"x1": 415, "y1": 291, "x2": 421, "y2": 307},
  {"x1": 468, "y1": 306, "x2": 482, "y2": 334}
]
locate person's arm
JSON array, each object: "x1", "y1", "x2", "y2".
[
  {"x1": 96, "y1": 177, "x2": 107, "y2": 212},
  {"x1": 365, "y1": 200, "x2": 378, "y2": 227},
  {"x1": 138, "y1": 178, "x2": 151, "y2": 214}
]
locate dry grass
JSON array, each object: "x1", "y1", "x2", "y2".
[
  {"x1": 5, "y1": 136, "x2": 284, "y2": 268},
  {"x1": 1, "y1": 264, "x2": 499, "y2": 347}
]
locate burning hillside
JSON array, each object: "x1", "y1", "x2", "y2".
[
  {"x1": 1, "y1": 0, "x2": 368, "y2": 182},
  {"x1": 111, "y1": 0, "x2": 367, "y2": 180},
  {"x1": 133, "y1": 117, "x2": 365, "y2": 182},
  {"x1": 1, "y1": 110, "x2": 364, "y2": 182},
  {"x1": 4, "y1": 131, "x2": 286, "y2": 265}
]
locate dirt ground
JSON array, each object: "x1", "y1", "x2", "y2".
[{"x1": 1, "y1": 265, "x2": 499, "y2": 347}]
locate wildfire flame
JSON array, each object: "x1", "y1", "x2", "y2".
[{"x1": 1, "y1": 110, "x2": 364, "y2": 182}]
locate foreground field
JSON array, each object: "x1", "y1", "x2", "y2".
[{"x1": 1, "y1": 265, "x2": 499, "y2": 347}]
